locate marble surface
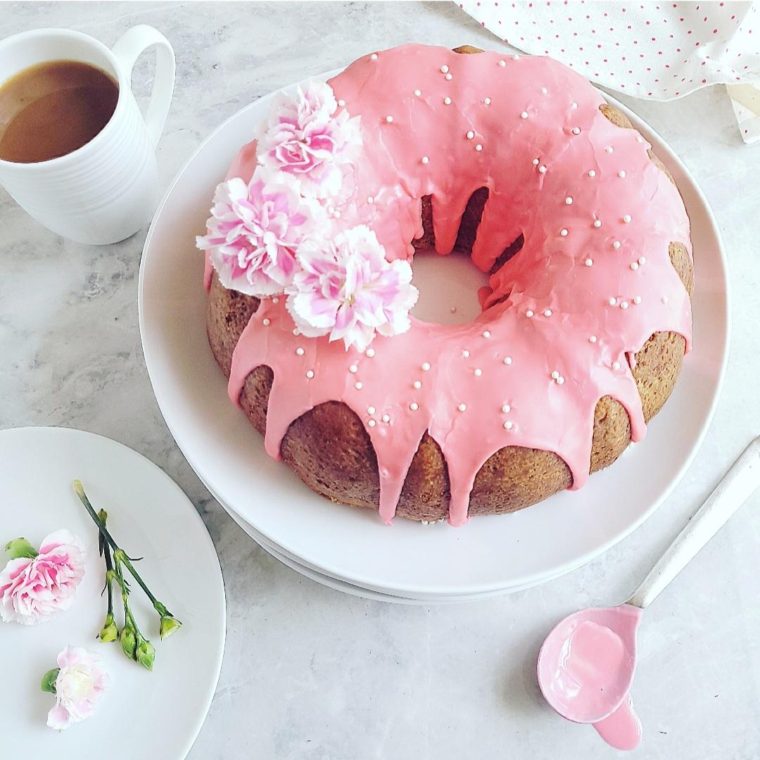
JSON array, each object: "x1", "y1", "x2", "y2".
[{"x1": 1, "y1": 3, "x2": 759, "y2": 758}]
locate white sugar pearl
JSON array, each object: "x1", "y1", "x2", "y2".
[
  {"x1": 532, "y1": 158, "x2": 540, "y2": 166},
  {"x1": 662, "y1": 296, "x2": 669, "y2": 304},
  {"x1": 475, "y1": 144, "x2": 483, "y2": 152},
  {"x1": 618, "y1": 170, "x2": 627, "y2": 178},
  {"x1": 295, "y1": 347, "x2": 305, "y2": 356},
  {"x1": 605, "y1": 146, "x2": 614, "y2": 153},
  {"x1": 538, "y1": 165, "x2": 547, "y2": 174},
  {"x1": 484, "y1": 97, "x2": 492, "y2": 105},
  {"x1": 608, "y1": 297, "x2": 617, "y2": 306},
  {"x1": 543, "y1": 309, "x2": 553, "y2": 317},
  {"x1": 306, "y1": 370, "x2": 315, "y2": 379},
  {"x1": 512, "y1": 54, "x2": 521, "y2": 60},
  {"x1": 367, "y1": 406, "x2": 376, "y2": 415},
  {"x1": 571, "y1": 101, "x2": 578, "y2": 109},
  {"x1": 385, "y1": 115, "x2": 394, "y2": 123},
  {"x1": 521, "y1": 111, "x2": 529, "y2": 119},
  {"x1": 410, "y1": 402, "x2": 419, "y2": 411},
  {"x1": 262, "y1": 318, "x2": 271, "y2": 326},
  {"x1": 593, "y1": 219, "x2": 602, "y2": 228},
  {"x1": 367, "y1": 195, "x2": 374, "y2": 204},
  {"x1": 504, "y1": 420, "x2": 514, "y2": 430},
  {"x1": 565, "y1": 196, "x2": 573, "y2": 205},
  {"x1": 557, "y1": 376, "x2": 565, "y2": 385},
  {"x1": 382, "y1": 414, "x2": 391, "y2": 423},
  {"x1": 560, "y1": 228, "x2": 569, "y2": 237},
  {"x1": 613, "y1": 361, "x2": 621, "y2": 370},
  {"x1": 370, "y1": 53, "x2": 378, "y2": 60},
  {"x1": 365, "y1": 348, "x2": 376, "y2": 357},
  {"x1": 630, "y1": 262, "x2": 639, "y2": 271},
  {"x1": 414, "y1": 88, "x2": 422, "y2": 97},
  {"x1": 585, "y1": 258, "x2": 593, "y2": 267},
  {"x1": 443, "y1": 96, "x2": 452, "y2": 105},
  {"x1": 421, "y1": 155, "x2": 430, "y2": 165},
  {"x1": 551, "y1": 370, "x2": 560, "y2": 379},
  {"x1": 466, "y1": 130, "x2": 475, "y2": 140},
  {"x1": 638, "y1": 256, "x2": 647, "y2": 265},
  {"x1": 422, "y1": 362, "x2": 431, "y2": 371},
  {"x1": 541, "y1": 87, "x2": 548, "y2": 95},
  {"x1": 355, "y1": 382, "x2": 363, "y2": 390},
  {"x1": 526, "y1": 309, "x2": 534, "y2": 318},
  {"x1": 501, "y1": 404, "x2": 511, "y2": 413},
  {"x1": 445, "y1": 73, "x2": 453, "y2": 81},
  {"x1": 588, "y1": 169, "x2": 596, "y2": 177},
  {"x1": 589, "y1": 335, "x2": 598, "y2": 343},
  {"x1": 474, "y1": 368, "x2": 483, "y2": 377},
  {"x1": 503, "y1": 356, "x2": 513, "y2": 365},
  {"x1": 413, "y1": 380, "x2": 422, "y2": 389},
  {"x1": 368, "y1": 419, "x2": 376, "y2": 427},
  {"x1": 571, "y1": 127, "x2": 581, "y2": 135},
  {"x1": 349, "y1": 364, "x2": 358, "y2": 373},
  {"x1": 440, "y1": 64, "x2": 449, "y2": 73},
  {"x1": 612, "y1": 240, "x2": 622, "y2": 250},
  {"x1": 633, "y1": 295, "x2": 642, "y2": 304},
  {"x1": 462, "y1": 350, "x2": 470, "y2": 358},
  {"x1": 272, "y1": 297, "x2": 279, "y2": 304},
  {"x1": 482, "y1": 330, "x2": 491, "y2": 338},
  {"x1": 623, "y1": 214, "x2": 632, "y2": 224},
  {"x1": 620, "y1": 301, "x2": 630, "y2": 310},
  {"x1": 498, "y1": 60, "x2": 506, "y2": 67},
  {"x1": 458, "y1": 403, "x2": 467, "y2": 412},
  {"x1": 293, "y1": 328, "x2": 300, "y2": 336}
]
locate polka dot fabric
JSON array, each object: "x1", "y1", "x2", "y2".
[{"x1": 460, "y1": 0, "x2": 759, "y2": 100}]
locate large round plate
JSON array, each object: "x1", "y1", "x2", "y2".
[
  {"x1": 139, "y1": 73, "x2": 728, "y2": 598},
  {"x1": 0, "y1": 428, "x2": 225, "y2": 757}
]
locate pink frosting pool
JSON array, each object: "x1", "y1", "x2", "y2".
[{"x1": 538, "y1": 604, "x2": 643, "y2": 749}]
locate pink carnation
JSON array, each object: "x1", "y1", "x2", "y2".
[
  {"x1": 197, "y1": 171, "x2": 318, "y2": 296},
  {"x1": 0, "y1": 530, "x2": 85, "y2": 625},
  {"x1": 47, "y1": 647, "x2": 109, "y2": 730},
  {"x1": 258, "y1": 81, "x2": 361, "y2": 197},
  {"x1": 287, "y1": 225, "x2": 418, "y2": 351}
]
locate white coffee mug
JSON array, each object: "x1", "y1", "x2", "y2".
[{"x1": 0, "y1": 26, "x2": 175, "y2": 245}]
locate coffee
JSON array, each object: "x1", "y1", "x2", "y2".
[{"x1": 0, "y1": 60, "x2": 118, "y2": 163}]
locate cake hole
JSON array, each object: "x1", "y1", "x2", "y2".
[
  {"x1": 411, "y1": 249, "x2": 488, "y2": 325},
  {"x1": 412, "y1": 194, "x2": 436, "y2": 250}
]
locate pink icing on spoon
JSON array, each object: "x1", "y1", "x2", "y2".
[
  {"x1": 209, "y1": 44, "x2": 692, "y2": 525},
  {"x1": 537, "y1": 604, "x2": 643, "y2": 750}
]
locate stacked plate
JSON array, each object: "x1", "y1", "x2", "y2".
[{"x1": 139, "y1": 76, "x2": 728, "y2": 603}]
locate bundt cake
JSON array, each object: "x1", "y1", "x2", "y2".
[{"x1": 198, "y1": 44, "x2": 693, "y2": 525}]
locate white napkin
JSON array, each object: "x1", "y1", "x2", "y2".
[{"x1": 460, "y1": 0, "x2": 760, "y2": 142}]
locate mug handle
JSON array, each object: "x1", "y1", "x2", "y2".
[{"x1": 111, "y1": 25, "x2": 175, "y2": 147}]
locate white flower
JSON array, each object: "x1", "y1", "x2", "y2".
[
  {"x1": 287, "y1": 225, "x2": 418, "y2": 351},
  {"x1": 196, "y1": 169, "x2": 321, "y2": 296},
  {"x1": 257, "y1": 80, "x2": 361, "y2": 197}
]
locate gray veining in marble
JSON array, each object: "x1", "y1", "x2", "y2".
[{"x1": 1, "y1": 3, "x2": 759, "y2": 759}]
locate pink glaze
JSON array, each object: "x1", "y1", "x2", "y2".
[
  {"x1": 218, "y1": 44, "x2": 692, "y2": 525},
  {"x1": 537, "y1": 604, "x2": 643, "y2": 749}
]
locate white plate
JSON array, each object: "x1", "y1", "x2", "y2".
[
  {"x1": 0, "y1": 427, "x2": 225, "y2": 758},
  {"x1": 139, "y1": 73, "x2": 728, "y2": 598}
]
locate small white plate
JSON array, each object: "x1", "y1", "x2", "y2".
[
  {"x1": 139, "y1": 73, "x2": 728, "y2": 598},
  {"x1": 0, "y1": 427, "x2": 225, "y2": 758}
]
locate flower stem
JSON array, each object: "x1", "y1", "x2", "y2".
[
  {"x1": 99, "y1": 510, "x2": 114, "y2": 619},
  {"x1": 73, "y1": 480, "x2": 176, "y2": 618}
]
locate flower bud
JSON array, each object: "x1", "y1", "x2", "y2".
[
  {"x1": 120, "y1": 625, "x2": 136, "y2": 660},
  {"x1": 135, "y1": 639, "x2": 156, "y2": 671},
  {"x1": 98, "y1": 613, "x2": 118, "y2": 643},
  {"x1": 159, "y1": 615, "x2": 182, "y2": 640}
]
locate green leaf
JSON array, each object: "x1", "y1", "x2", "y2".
[
  {"x1": 40, "y1": 668, "x2": 59, "y2": 694},
  {"x1": 5, "y1": 537, "x2": 38, "y2": 560}
]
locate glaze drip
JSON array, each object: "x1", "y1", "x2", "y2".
[{"x1": 221, "y1": 44, "x2": 692, "y2": 525}]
